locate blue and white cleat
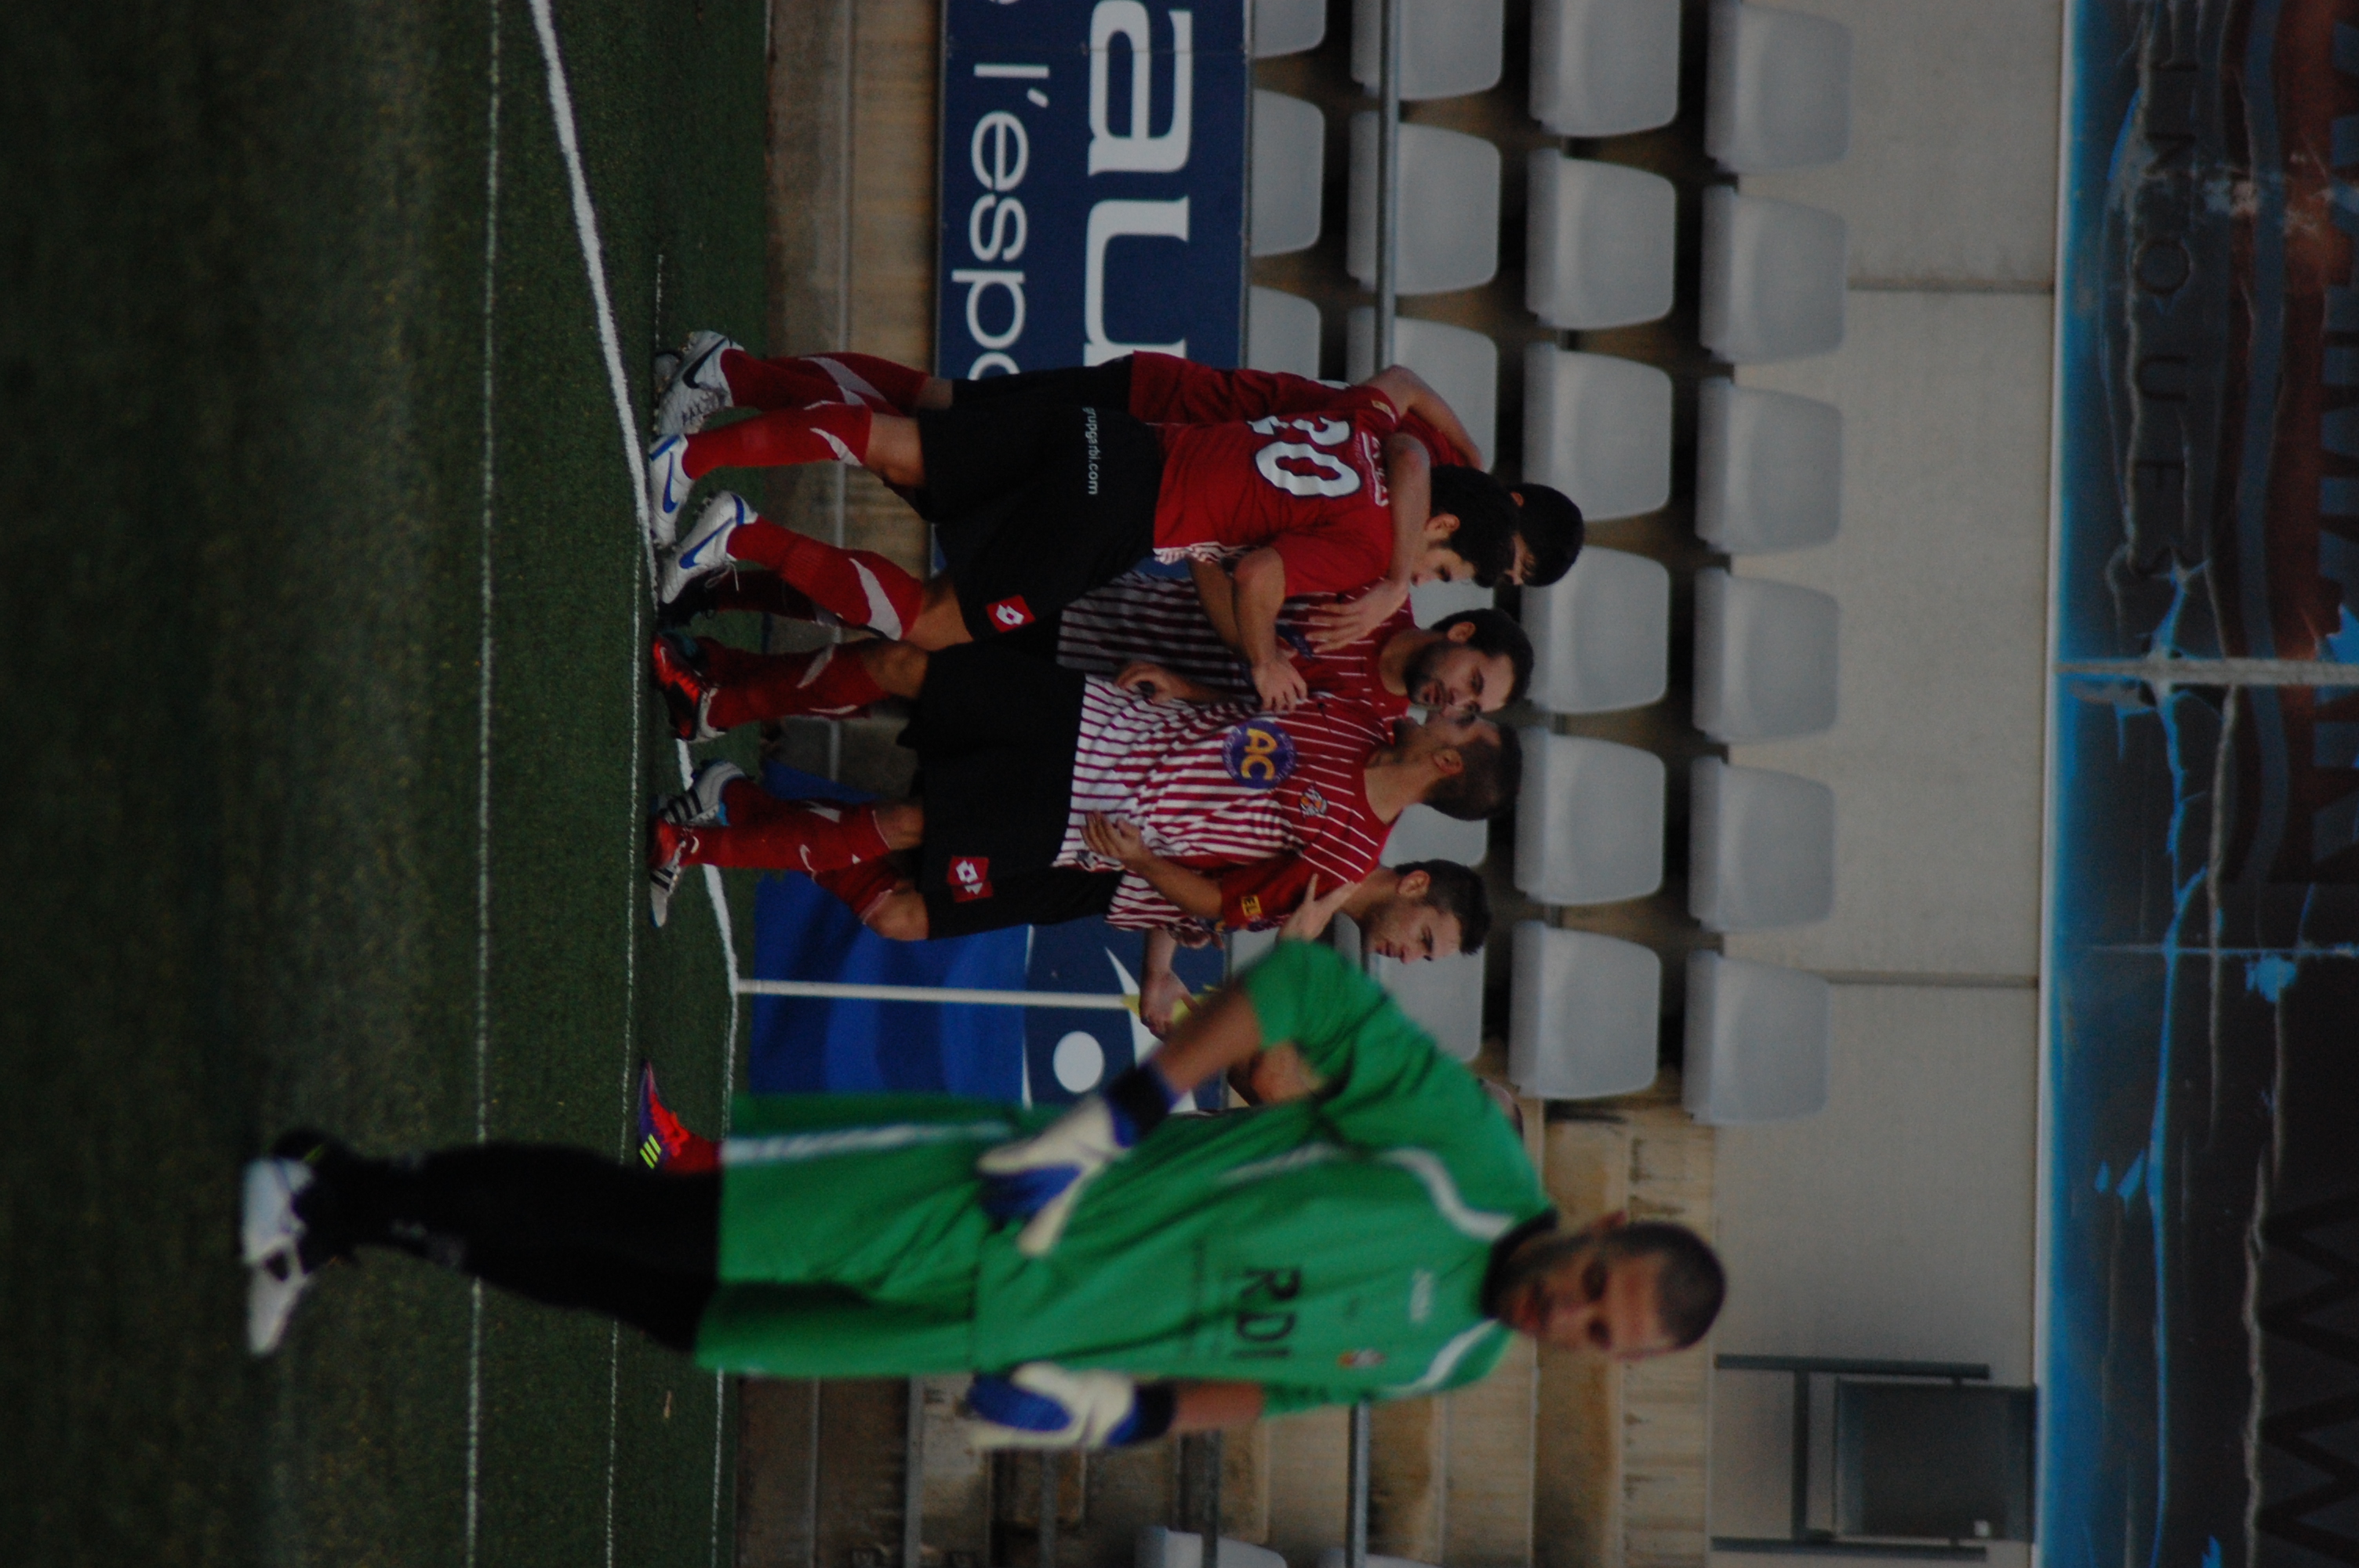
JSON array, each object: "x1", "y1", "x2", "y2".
[
  {"x1": 646, "y1": 434, "x2": 697, "y2": 550},
  {"x1": 659, "y1": 491, "x2": 749, "y2": 605},
  {"x1": 654, "y1": 331, "x2": 740, "y2": 437}
]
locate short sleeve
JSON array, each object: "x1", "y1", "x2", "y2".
[{"x1": 1218, "y1": 856, "x2": 1319, "y2": 929}]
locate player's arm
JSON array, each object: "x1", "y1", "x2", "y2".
[
  {"x1": 1363, "y1": 364, "x2": 1483, "y2": 469},
  {"x1": 965, "y1": 1368, "x2": 1267, "y2": 1448},
  {"x1": 1173, "y1": 1381, "x2": 1268, "y2": 1432},
  {"x1": 1140, "y1": 927, "x2": 1190, "y2": 1036},
  {"x1": 1081, "y1": 815, "x2": 1223, "y2": 920},
  {"x1": 1232, "y1": 549, "x2": 1308, "y2": 710},
  {"x1": 1309, "y1": 433, "x2": 1429, "y2": 652},
  {"x1": 1189, "y1": 557, "x2": 1246, "y2": 650}
]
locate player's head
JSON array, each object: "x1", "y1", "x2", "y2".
[
  {"x1": 1492, "y1": 1214, "x2": 1726, "y2": 1359},
  {"x1": 1406, "y1": 712, "x2": 1523, "y2": 822},
  {"x1": 1507, "y1": 483, "x2": 1585, "y2": 587},
  {"x1": 1362, "y1": 858, "x2": 1494, "y2": 960},
  {"x1": 1418, "y1": 468, "x2": 1525, "y2": 587},
  {"x1": 1403, "y1": 609, "x2": 1536, "y2": 714}
]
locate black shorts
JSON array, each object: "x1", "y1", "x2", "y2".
[
  {"x1": 900, "y1": 643, "x2": 1103, "y2": 924},
  {"x1": 913, "y1": 402, "x2": 1163, "y2": 641},
  {"x1": 947, "y1": 358, "x2": 1133, "y2": 412},
  {"x1": 919, "y1": 865, "x2": 1121, "y2": 938}
]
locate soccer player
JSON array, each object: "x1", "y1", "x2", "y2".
[
  {"x1": 641, "y1": 641, "x2": 1519, "y2": 938},
  {"x1": 243, "y1": 941, "x2": 1727, "y2": 1441}
]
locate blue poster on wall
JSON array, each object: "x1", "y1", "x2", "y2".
[
  {"x1": 2047, "y1": 5, "x2": 2359, "y2": 1568},
  {"x1": 936, "y1": 0, "x2": 1250, "y2": 379}
]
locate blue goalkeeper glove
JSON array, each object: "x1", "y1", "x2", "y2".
[
  {"x1": 965, "y1": 1363, "x2": 1178, "y2": 1449},
  {"x1": 976, "y1": 1061, "x2": 1179, "y2": 1255}
]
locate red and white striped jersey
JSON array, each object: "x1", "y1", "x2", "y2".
[
  {"x1": 1056, "y1": 679, "x2": 1400, "y2": 931},
  {"x1": 1055, "y1": 572, "x2": 1415, "y2": 721}
]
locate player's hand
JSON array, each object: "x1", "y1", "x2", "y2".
[
  {"x1": 976, "y1": 1063, "x2": 1176, "y2": 1254},
  {"x1": 965, "y1": 1364, "x2": 1149, "y2": 1449},
  {"x1": 1252, "y1": 657, "x2": 1309, "y2": 713},
  {"x1": 1278, "y1": 875, "x2": 1361, "y2": 945},
  {"x1": 1140, "y1": 964, "x2": 1190, "y2": 1037},
  {"x1": 1081, "y1": 814, "x2": 1154, "y2": 872},
  {"x1": 1307, "y1": 579, "x2": 1410, "y2": 651}
]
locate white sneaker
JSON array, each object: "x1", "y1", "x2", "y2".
[
  {"x1": 660, "y1": 492, "x2": 749, "y2": 604},
  {"x1": 242, "y1": 1156, "x2": 320, "y2": 1356},
  {"x1": 654, "y1": 331, "x2": 740, "y2": 437},
  {"x1": 646, "y1": 434, "x2": 697, "y2": 550},
  {"x1": 662, "y1": 760, "x2": 746, "y2": 828}
]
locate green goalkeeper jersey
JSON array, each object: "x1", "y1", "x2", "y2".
[{"x1": 701, "y1": 941, "x2": 1551, "y2": 1414}]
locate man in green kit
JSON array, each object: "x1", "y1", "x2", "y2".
[{"x1": 242, "y1": 942, "x2": 1724, "y2": 1443}]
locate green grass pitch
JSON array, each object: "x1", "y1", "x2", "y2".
[{"x1": 1, "y1": 0, "x2": 779, "y2": 1562}]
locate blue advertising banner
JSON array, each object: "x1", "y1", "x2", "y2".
[
  {"x1": 936, "y1": 0, "x2": 1250, "y2": 379},
  {"x1": 2046, "y1": 6, "x2": 2359, "y2": 1568}
]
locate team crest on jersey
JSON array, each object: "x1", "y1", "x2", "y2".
[
  {"x1": 1297, "y1": 787, "x2": 1328, "y2": 818},
  {"x1": 947, "y1": 856, "x2": 993, "y2": 901},
  {"x1": 1222, "y1": 717, "x2": 1296, "y2": 789},
  {"x1": 1339, "y1": 1349, "x2": 1386, "y2": 1369},
  {"x1": 985, "y1": 595, "x2": 1034, "y2": 630}
]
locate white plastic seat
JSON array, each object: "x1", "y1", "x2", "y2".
[
  {"x1": 1346, "y1": 310, "x2": 1497, "y2": 465},
  {"x1": 1692, "y1": 568, "x2": 1839, "y2": 741},
  {"x1": 1508, "y1": 923, "x2": 1660, "y2": 1100},
  {"x1": 1526, "y1": 152, "x2": 1677, "y2": 329},
  {"x1": 1521, "y1": 546, "x2": 1670, "y2": 714},
  {"x1": 1141, "y1": 1531, "x2": 1289, "y2": 1568},
  {"x1": 1254, "y1": 0, "x2": 1327, "y2": 57},
  {"x1": 1523, "y1": 344, "x2": 1671, "y2": 521},
  {"x1": 1696, "y1": 377, "x2": 1841, "y2": 552},
  {"x1": 1353, "y1": 0, "x2": 1504, "y2": 100},
  {"x1": 1349, "y1": 117, "x2": 1502, "y2": 296},
  {"x1": 1531, "y1": 0, "x2": 1681, "y2": 136},
  {"x1": 1381, "y1": 804, "x2": 1488, "y2": 869},
  {"x1": 1252, "y1": 91, "x2": 1325, "y2": 257},
  {"x1": 1411, "y1": 581, "x2": 1495, "y2": 626},
  {"x1": 1705, "y1": 0, "x2": 1853, "y2": 172},
  {"x1": 1248, "y1": 287, "x2": 1323, "y2": 379},
  {"x1": 1514, "y1": 730, "x2": 1665, "y2": 905},
  {"x1": 1699, "y1": 187, "x2": 1847, "y2": 364},
  {"x1": 1688, "y1": 757, "x2": 1834, "y2": 931},
  {"x1": 1683, "y1": 953, "x2": 1830, "y2": 1124},
  {"x1": 1369, "y1": 950, "x2": 1487, "y2": 1062}
]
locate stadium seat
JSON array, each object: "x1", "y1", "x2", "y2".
[
  {"x1": 1352, "y1": 0, "x2": 1505, "y2": 100},
  {"x1": 1227, "y1": 926, "x2": 1279, "y2": 976},
  {"x1": 1411, "y1": 581, "x2": 1496, "y2": 626},
  {"x1": 1696, "y1": 376, "x2": 1842, "y2": 552},
  {"x1": 1381, "y1": 803, "x2": 1488, "y2": 869},
  {"x1": 1692, "y1": 568, "x2": 1840, "y2": 741},
  {"x1": 1521, "y1": 546, "x2": 1670, "y2": 714},
  {"x1": 1252, "y1": 91, "x2": 1325, "y2": 257},
  {"x1": 1369, "y1": 950, "x2": 1487, "y2": 1062},
  {"x1": 1348, "y1": 117, "x2": 1502, "y2": 296},
  {"x1": 1530, "y1": 0, "x2": 1681, "y2": 136},
  {"x1": 1507, "y1": 922, "x2": 1660, "y2": 1100},
  {"x1": 1253, "y1": 0, "x2": 1327, "y2": 57},
  {"x1": 1526, "y1": 152, "x2": 1677, "y2": 328},
  {"x1": 1705, "y1": 0, "x2": 1854, "y2": 172},
  {"x1": 1514, "y1": 730, "x2": 1665, "y2": 905},
  {"x1": 1699, "y1": 187, "x2": 1848, "y2": 363},
  {"x1": 1319, "y1": 1552, "x2": 1439, "y2": 1568},
  {"x1": 1141, "y1": 1530, "x2": 1289, "y2": 1568},
  {"x1": 1248, "y1": 286, "x2": 1324, "y2": 379},
  {"x1": 1523, "y1": 344, "x2": 1672, "y2": 521},
  {"x1": 1688, "y1": 757, "x2": 1835, "y2": 931},
  {"x1": 1683, "y1": 953, "x2": 1831, "y2": 1124},
  {"x1": 1346, "y1": 309, "x2": 1498, "y2": 466}
]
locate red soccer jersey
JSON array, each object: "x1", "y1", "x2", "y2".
[
  {"x1": 1055, "y1": 571, "x2": 1416, "y2": 721},
  {"x1": 1149, "y1": 387, "x2": 1402, "y2": 598},
  {"x1": 1057, "y1": 681, "x2": 1398, "y2": 931},
  {"x1": 1126, "y1": 352, "x2": 1476, "y2": 468}
]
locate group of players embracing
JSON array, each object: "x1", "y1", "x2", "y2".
[{"x1": 634, "y1": 339, "x2": 1584, "y2": 1032}]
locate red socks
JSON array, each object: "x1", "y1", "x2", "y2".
[
  {"x1": 682, "y1": 786, "x2": 892, "y2": 873},
  {"x1": 719, "y1": 350, "x2": 932, "y2": 414},
  {"x1": 681, "y1": 401, "x2": 873, "y2": 478},
  {"x1": 813, "y1": 858, "x2": 907, "y2": 924},
  {"x1": 701, "y1": 643, "x2": 888, "y2": 728},
  {"x1": 720, "y1": 520, "x2": 924, "y2": 639}
]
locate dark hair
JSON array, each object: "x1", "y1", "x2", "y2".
[
  {"x1": 1422, "y1": 723, "x2": 1523, "y2": 822},
  {"x1": 1397, "y1": 858, "x2": 1492, "y2": 953},
  {"x1": 1508, "y1": 483, "x2": 1585, "y2": 586},
  {"x1": 1430, "y1": 466, "x2": 1524, "y2": 586},
  {"x1": 1602, "y1": 1221, "x2": 1726, "y2": 1349},
  {"x1": 1433, "y1": 608, "x2": 1536, "y2": 706}
]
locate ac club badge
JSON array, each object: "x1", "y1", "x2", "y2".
[
  {"x1": 948, "y1": 855, "x2": 994, "y2": 902},
  {"x1": 985, "y1": 595, "x2": 1034, "y2": 630},
  {"x1": 1222, "y1": 717, "x2": 1297, "y2": 789}
]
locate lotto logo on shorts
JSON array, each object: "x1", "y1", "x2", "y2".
[
  {"x1": 948, "y1": 856, "x2": 994, "y2": 902},
  {"x1": 1221, "y1": 717, "x2": 1297, "y2": 789},
  {"x1": 986, "y1": 596, "x2": 1035, "y2": 630}
]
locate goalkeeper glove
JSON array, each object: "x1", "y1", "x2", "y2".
[
  {"x1": 965, "y1": 1363, "x2": 1178, "y2": 1449},
  {"x1": 976, "y1": 1061, "x2": 1179, "y2": 1255}
]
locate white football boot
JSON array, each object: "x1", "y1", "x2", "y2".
[
  {"x1": 241, "y1": 1156, "x2": 322, "y2": 1356},
  {"x1": 661, "y1": 759, "x2": 747, "y2": 829},
  {"x1": 660, "y1": 492, "x2": 749, "y2": 604},
  {"x1": 653, "y1": 331, "x2": 740, "y2": 437},
  {"x1": 645, "y1": 434, "x2": 697, "y2": 550}
]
